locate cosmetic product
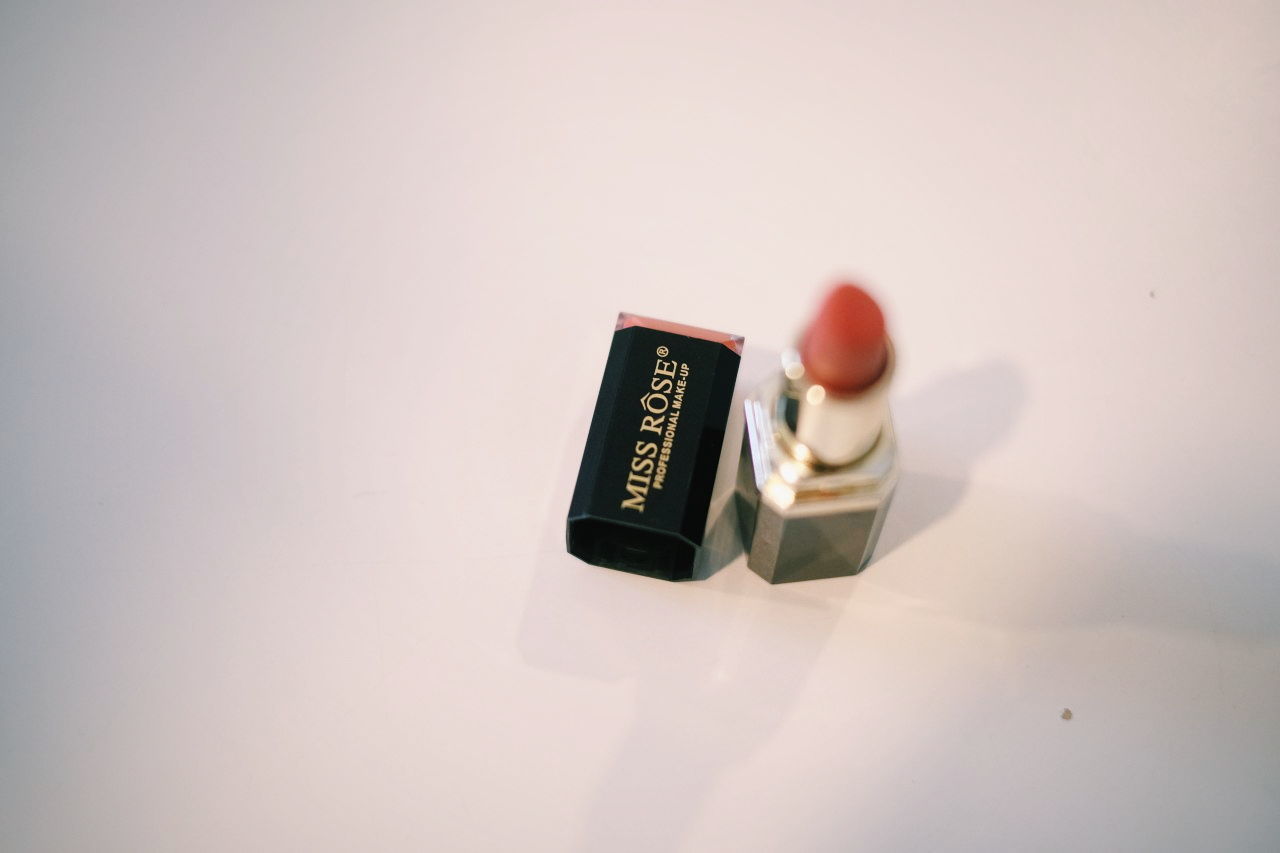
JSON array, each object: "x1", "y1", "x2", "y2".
[
  {"x1": 567, "y1": 314, "x2": 743, "y2": 581},
  {"x1": 736, "y1": 284, "x2": 898, "y2": 583}
]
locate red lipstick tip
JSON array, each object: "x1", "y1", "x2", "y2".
[{"x1": 799, "y1": 283, "x2": 888, "y2": 394}]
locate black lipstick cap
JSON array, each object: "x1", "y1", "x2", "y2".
[{"x1": 567, "y1": 314, "x2": 744, "y2": 581}]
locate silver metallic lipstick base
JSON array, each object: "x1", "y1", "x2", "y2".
[{"x1": 735, "y1": 362, "x2": 899, "y2": 583}]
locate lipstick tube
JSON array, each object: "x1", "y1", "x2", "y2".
[{"x1": 736, "y1": 286, "x2": 899, "y2": 583}]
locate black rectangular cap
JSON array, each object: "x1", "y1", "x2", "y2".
[{"x1": 567, "y1": 314, "x2": 743, "y2": 580}]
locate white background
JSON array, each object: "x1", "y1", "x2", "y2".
[{"x1": 3, "y1": 2, "x2": 1279, "y2": 850}]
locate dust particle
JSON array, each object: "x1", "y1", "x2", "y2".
[
  {"x1": 1061, "y1": 708, "x2": 1073, "y2": 720},
  {"x1": 1148, "y1": 290, "x2": 1156, "y2": 299}
]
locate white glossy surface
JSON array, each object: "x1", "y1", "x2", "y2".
[{"x1": 3, "y1": 2, "x2": 1278, "y2": 850}]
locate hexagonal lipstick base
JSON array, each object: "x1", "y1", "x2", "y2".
[{"x1": 735, "y1": 378, "x2": 898, "y2": 584}]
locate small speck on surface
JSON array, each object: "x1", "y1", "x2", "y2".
[
  {"x1": 1061, "y1": 708, "x2": 1073, "y2": 720},
  {"x1": 1148, "y1": 290, "x2": 1156, "y2": 299}
]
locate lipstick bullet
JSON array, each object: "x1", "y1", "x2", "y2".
[{"x1": 736, "y1": 284, "x2": 899, "y2": 583}]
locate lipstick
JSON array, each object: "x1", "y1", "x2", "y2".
[{"x1": 736, "y1": 283, "x2": 899, "y2": 583}]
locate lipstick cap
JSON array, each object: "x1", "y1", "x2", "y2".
[{"x1": 567, "y1": 314, "x2": 744, "y2": 581}]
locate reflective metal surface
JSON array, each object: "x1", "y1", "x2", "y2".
[
  {"x1": 783, "y1": 342, "x2": 895, "y2": 467},
  {"x1": 737, "y1": 373, "x2": 898, "y2": 583}
]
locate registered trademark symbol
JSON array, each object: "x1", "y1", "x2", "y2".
[{"x1": 656, "y1": 346, "x2": 669, "y2": 357}]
